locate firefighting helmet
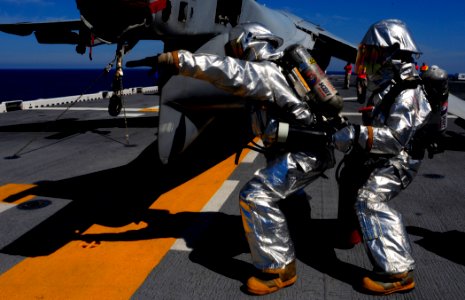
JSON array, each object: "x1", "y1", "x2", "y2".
[
  {"x1": 226, "y1": 23, "x2": 283, "y2": 61},
  {"x1": 356, "y1": 19, "x2": 422, "y2": 76}
]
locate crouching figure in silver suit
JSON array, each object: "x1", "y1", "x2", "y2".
[
  {"x1": 332, "y1": 19, "x2": 432, "y2": 295},
  {"x1": 145, "y1": 23, "x2": 345, "y2": 295}
]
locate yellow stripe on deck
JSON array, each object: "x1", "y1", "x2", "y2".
[
  {"x1": 0, "y1": 183, "x2": 37, "y2": 204},
  {"x1": 139, "y1": 106, "x2": 159, "y2": 112},
  {"x1": 0, "y1": 150, "x2": 249, "y2": 299}
]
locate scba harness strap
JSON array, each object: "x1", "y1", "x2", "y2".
[
  {"x1": 376, "y1": 77, "x2": 423, "y2": 117},
  {"x1": 376, "y1": 77, "x2": 443, "y2": 159}
]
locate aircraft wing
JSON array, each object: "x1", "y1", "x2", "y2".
[
  {"x1": 0, "y1": 20, "x2": 83, "y2": 44},
  {"x1": 449, "y1": 94, "x2": 465, "y2": 120},
  {"x1": 0, "y1": 0, "x2": 360, "y2": 164},
  {"x1": 280, "y1": 11, "x2": 358, "y2": 65}
]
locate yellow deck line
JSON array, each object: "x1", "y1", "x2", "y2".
[
  {"x1": 139, "y1": 106, "x2": 159, "y2": 112},
  {"x1": 0, "y1": 150, "x2": 250, "y2": 299},
  {"x1": 0, "y1": 183, "x2": 37, "y2": 204}
]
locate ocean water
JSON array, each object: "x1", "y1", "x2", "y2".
[
  {"x1": 0, "y1": 69, "x2": 348, "y2": 103},
  {"x1": 0, "y1": 69, "x2": 158, "y2": 102}
]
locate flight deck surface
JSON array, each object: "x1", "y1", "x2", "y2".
[{"x1": 1, "y1": 76, "x2": 465, "y2": 299}]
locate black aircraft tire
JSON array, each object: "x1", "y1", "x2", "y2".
[{"x1": 108, "y1": 94, "x2": 122, "y2": 116}]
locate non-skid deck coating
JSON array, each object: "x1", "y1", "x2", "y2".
[{"x1": 1, "y1": 76, "x2": 465, "y2": 299}]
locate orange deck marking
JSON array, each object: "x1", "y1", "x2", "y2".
[
  {"x1": 0, "y1": 149, "x2": 251, "y2": 299},
  {"x1": 139, "y1": 106, "x2": 159, "y2": 112},
  {"x1": 0, "y1": 183, "x2": 37, "y2": 204}
]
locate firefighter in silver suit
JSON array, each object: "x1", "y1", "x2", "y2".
[
  {"x1": 149, "y1": 23, "x2": 343, "y2": 295},
  {"x1": 332, "y1": 19, "x2": 432, "y2": 295}
]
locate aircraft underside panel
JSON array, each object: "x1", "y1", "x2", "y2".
[
  {"x1": 158, "y1": 76, "x2": 239, "y2": 164},
  {"x1": 215, "y1": 0, "x2": 242, "y2": 26},
  {"x1": 158, "y1": 33, "x2": 233, "y2": 163},
  {"x1": 158, "y1": 102, "x2": 199, "y2": 164},
  {"x1": 152, "y1": 0, "x2": 234, "y2": 36}
]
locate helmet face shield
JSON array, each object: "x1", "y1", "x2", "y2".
[
  {"x1": 229, "y1": 32, "x2": 246, "y2": 59},
  {"x1": 243, "y1": 40, "x2": 279, "y2": 61},
  {"x1": 226, "y1": 23, "x2": 283, "y2": 61},
  {"x1": 356, "y1": 44, "x2": 388, "y2": 76}
]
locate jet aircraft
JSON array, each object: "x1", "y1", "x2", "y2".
[{"x1": 0, "y1": 0, "x2": 358, "y2": 164}]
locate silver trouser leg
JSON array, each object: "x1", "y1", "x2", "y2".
[
  {"x1": 239, "y1": 151, "x2": 327, "y2": 270},
  {"x1": 355, "y1": 165, "x2": 415, "y2": 274}
]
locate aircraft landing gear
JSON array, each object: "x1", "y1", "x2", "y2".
[{"x1": 108, "y1": 94, "x2": 122, "y2": 116}]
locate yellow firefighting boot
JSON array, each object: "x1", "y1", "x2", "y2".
[
  {"x1": 246, "y1": 260, "x2": 297, "y2": 295},
  {"x1": 362, "y1": 270, "x2": 415, "y2": 295}
]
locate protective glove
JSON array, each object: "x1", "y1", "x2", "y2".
[
  {"x1": 157, "y1": 52, "x2": 177, "y2": 65},
  {"x1": 262, "y1": 119, "x2": 279, "y2": 147},
  {"x1": 126, "y1": 51, "x2": 179, "y2": 72},
  {"x1": 332, "y1": 124, "x2": 360, "y2": 153},
  {"x1": 283, "y1": 101, "x2": 314, "y2": 127}
]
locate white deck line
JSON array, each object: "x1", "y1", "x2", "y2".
[
  {"x1": 0, "y1": 86, "x2": 158, "y2": 113},
  {"x1": 171, "y1": 147, "x2": 259, "y2": 252}
]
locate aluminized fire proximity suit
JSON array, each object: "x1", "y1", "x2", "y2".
[
  {"x1": 151, "y1": 23, "x2": 343, "y2": 294},
  {"x1": 175, "y1": 49, "x2": 334, "y2": 270},
  {"x1": 333, "y1": 19, "x2": 431, "y2": 293}
]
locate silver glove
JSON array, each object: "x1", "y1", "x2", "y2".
[{"x1": 332, "y1": 125, "x2": 357, "y2": 153}]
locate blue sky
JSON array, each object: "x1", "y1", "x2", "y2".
[{"x1": 0, "y1": 0, "x2": 465, "y2": 73}]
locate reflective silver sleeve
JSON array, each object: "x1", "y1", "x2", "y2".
[
  {"x1": 368, "y1": 88, "x2": 431, "y2": 155},
  {"x1": 177, "y1": 50, "x2": 312, "y2": 125}
]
